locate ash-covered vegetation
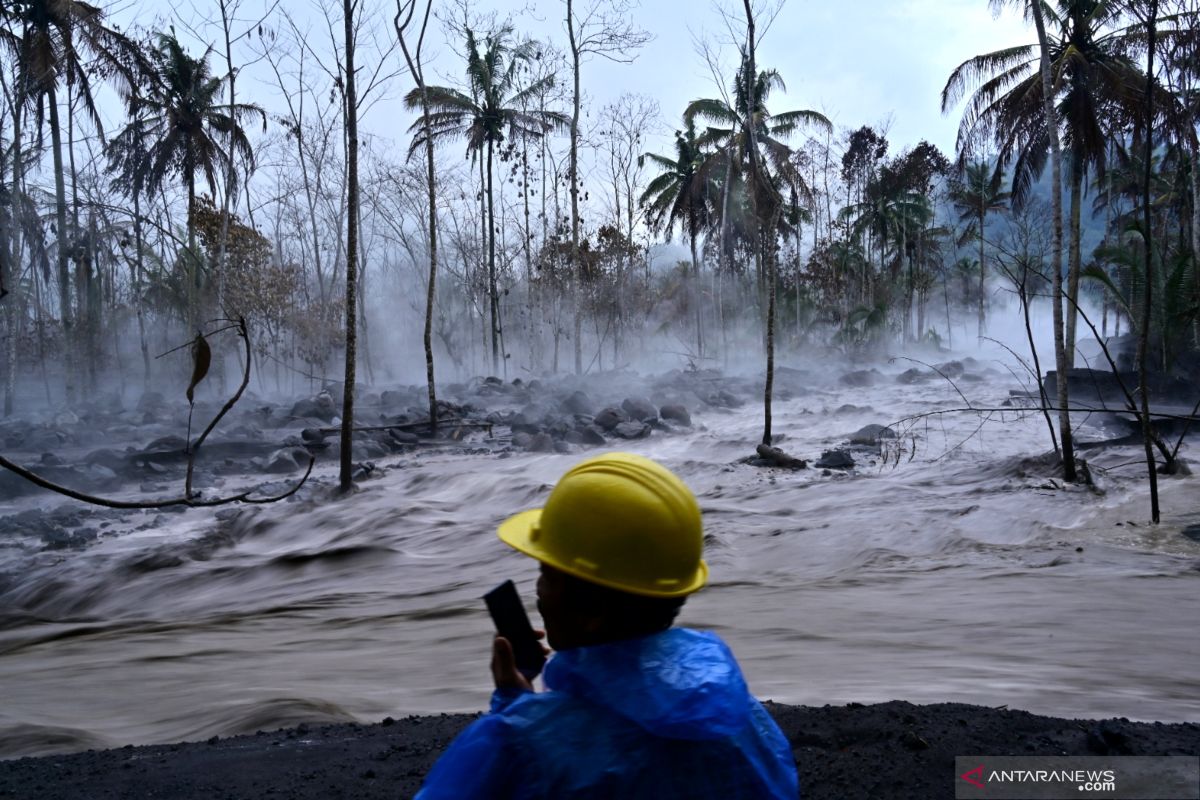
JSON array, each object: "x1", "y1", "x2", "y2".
[{"x1": 0, "y1": 0, "x2": 1196, "y2": 514}]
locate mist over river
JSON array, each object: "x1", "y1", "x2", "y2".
[{"x1": 0, "y1": 357, "x2": 1197, "y2": 760}]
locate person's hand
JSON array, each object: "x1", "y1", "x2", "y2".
[{"x1": 490, "y1": 630, "x2": 548, "y2": 692}]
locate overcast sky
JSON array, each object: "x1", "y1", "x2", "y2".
[
  {"x1": 572, "y1": 0, "x2": 1032, "y2": 156},
  {"x1": 106, "y1": 0, "x2": 1033, "y2": 163}
]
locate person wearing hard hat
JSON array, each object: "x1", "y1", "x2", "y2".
[{"x1": 414, "y1": 452, "x2": 800, "y2": 799}]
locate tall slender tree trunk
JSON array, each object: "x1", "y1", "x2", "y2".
[
  {"x1": 720, "y1": 152, "x2": 734, "y2": 278},
  {"x1": 567, "y1": 0, "x2": 583, "y2": 374},
  {"x1": 794, "y1": 219, "x2": 802, "y2": 343},
  {"x1": 1191, "y1": 146, "x2": 1200, "y2": 349},
  {"x1": 522, "y1": 133, "x2": 535, "y2": 373},
  {"x1": 1066, "y1": 164, "x2": 1083, "y2": 366},
  {"x1": 214, "y1": 0, "x2": 240, "y2": 396},
  {"x1": 487, "y1": 140, "x2": 500, "y2": 373},
  {"x1": 5, "y1": 97, "x2": 23, "y2": 415},
  {"x1": 1020, "y1": 271, "x2": 1060, "y2": 458},
  {"x1": 133, "y1": 189, "x2": 151, "y2": 389},
  {"x1": 539, "y1": 86, "x2": 550, "y2": 369},
  {"x1": 900, "y1": 215, "x2": 910, "y2": 342},
  {"x1": 186, "y1": 164, "x2": 199, "y2": 334},
  {"x1": 742, "y1": 0, "x2": 780, "y2": 445},
  {"x1": 66, "y1": 84, "x2": 92, "y2": 392},
  {"x1": 977, "y1": 203, "x2": 986, "y2": 338},
  {"x1": 690, "y1": 232, "x2": 703, "y2": 357},
  {"x1": 1101, "y1": 188, "x2": 1112, "y2": 338},
  {"x1": 339, "y1": 0, "x2": 360, "y2": 493},
  {"x1": 1030, "y1": 0, "x2": 1076, "y2": 483},
  {"x1": 763, "y1": 222, "x2": 778, "y2": 446},
  {"x1": 397, "y1": 0, "x2": 439, "y2": 435},
  {"x1": 47, "y1": 88, "x2": 75, "y2": 404},
  {"x1": 916, "y1": 228, "x2": 926, "y2": 339},
  {"x1": 3, "y1": 288, "x2": 16, "y2": 417},
  {"x1": 1137, "y1": 0, "x2": 1160, "y2": 522}
]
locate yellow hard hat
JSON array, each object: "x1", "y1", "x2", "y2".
[{"x1": 497, "y1": 452, "x2": 708, "y2": 598}]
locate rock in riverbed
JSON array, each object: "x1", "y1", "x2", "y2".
[
  {"x1": 815, "y1": 449, "x2": 855, "y2": 469},
  {"x1": 849, "y1": 424, "x2": 897, "y2": 445}
]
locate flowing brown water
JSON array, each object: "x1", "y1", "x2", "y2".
[{"x1": 1, "y1": 368, "x2": 1197, "y2": 759}]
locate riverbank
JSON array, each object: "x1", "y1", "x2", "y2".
[{"x1": 0, "y1": 700, "x2": 1196, "y2": 799}]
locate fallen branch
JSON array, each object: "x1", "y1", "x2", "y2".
[
  {"x1": 0, "y1": 452, "x2": 314, "y2": 509},
  {"x1": 0, "y1": 317, "x2": 315, "y2": 509},
  {"x1": 891, "y1": 406, "x2": 1200, "y2": 424}
]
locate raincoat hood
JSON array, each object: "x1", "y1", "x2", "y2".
[{"x1": 542, "y1": 627, "x2": 751, "y2": 740}]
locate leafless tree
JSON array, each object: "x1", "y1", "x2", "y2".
[
  {"x1": 563, "y1": 0, "x2": 651, "y2": 373},
  {"x1": 338, "y1": 0, "x2": 362, "y2": 493}
]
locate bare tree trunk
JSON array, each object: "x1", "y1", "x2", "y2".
[
  {"x1": 567, "y1": 0, "x2": 583, "y2": 374},
  {"x1": 900, "y1": 215, "x2": 909, "y2": 342},
  {"x1": 794, "y1": 220, "x2": 802, "y2": 343},
  {"x1": 523, "y1": 126, "x2": 535, "y2": 374},
  {"x1": 1137, "y1": 0, "x2": 1160, "y2": 522},
  {"x1": 540, "y1": 85, "x2": 550, "y2": 370},
  {"x1": 720, "y1": 151, "x2": 734, "y2": 280},
  {"x1": 5, "y1": 95, "x2": 23, "y2": 415},
  {"x1": 690, "y1": 233, "x2": 703, "y2": 357},
  {"x1": 1020, "y1": 267, "x2": 1060, "y2": 457},
  {"x1": 47, "y1": 88, "x2": 75, "y2": 405},
  {"x1": 1191, "y1": 146, "x2": 1200, "y2": 349},
  {"x1": 487, "y1": 140, "x2": 500, "y2": 373},
  {"x1": 67, "y1": 84, "x2": 94, "y2": 392},
  {"x1": 214, "y1": 0, "x2": 243, "y2": 396},
  {"x1": 396, "y1": 0, "x2": 439, "y2": 434},
  {"x1": 763, "y1": 227, "x2": 778, "y2": 445},
  {"x1": 1030, "y1": 0, "x2": 1076, "y2": 482},
  {"x1": 3, "y1": 292, "x2": 16, "y2": 416},
  {"x1": 1066, "y1": 164, "x2": 1083, "y2": 366},
  {"x1": 190, "y1": 165, "x2": 204, "y2": 334},
  {"x1": 132, "y1": 190, "x2": 151, "y2": 389},
  {"x1": 742, "y1": 0, "x2": 781, "y2": 445},
  {"x1": 977, "y1": 203, "x2": 985, "y2": 338},
  {"x1": 1101, "y1": 189, "x2": 1112, "y2": 338},
  {"x1": 339, "y1": 0, "x2": 360, "y2": 493}
]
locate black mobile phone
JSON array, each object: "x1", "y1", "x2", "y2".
[{"x1": 483, "y1": 580, "x2": 546, "y2": 680}]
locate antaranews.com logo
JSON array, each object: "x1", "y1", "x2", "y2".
[{"x1": 954, "y1": 756, "x2": 1199, "y2": 799}]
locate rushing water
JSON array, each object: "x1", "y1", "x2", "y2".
[{"x1": 0, "y1": 361, "x2": 1197, "y2": 759}]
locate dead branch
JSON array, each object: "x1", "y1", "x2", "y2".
[
  {"x1": 890, "y1": 406, "x2": 1200, "y2": 425},
  {"x1": 185, "y1": 318, "x2": 253, "y2": 499},
  {"x1": 0, "y1": 317, "x2": 315, "y2": 509}
]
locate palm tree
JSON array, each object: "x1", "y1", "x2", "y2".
[
  {"x1": 640, "y1": 119, "x2": 716, "y2": 355},
  {"x1": 841, "y1": 179, "x2": 932, "y2": 336},
  {"x1": 941, "y1": 0, "x2": 1150, "y2": 364},
  {"x1": 688, "y1": 40, "x2": 830, "y2": 445},
  {"x1": 684, "y1": 50, "x2": 830, "y2": 276},
  {"x1": 949, "y1": 160, "x2": 1010, "y2": 337},
  {"x1": 108, "y1": 32, "x2": 264, "y2": 329},
  {"x1": 0, "y1": 0, "x2": 147, "y2": 401},
  {"x1": 404, "y1": 26, "x2": 567, "y2": 374}
]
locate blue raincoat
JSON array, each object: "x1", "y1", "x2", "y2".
[{"x1": 414, "y1": 628, "x2": 799, "y2": 799}]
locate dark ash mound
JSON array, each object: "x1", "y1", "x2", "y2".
[{"x1": 0, "y1": 701, "x2": 1195, "y2": 799}]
